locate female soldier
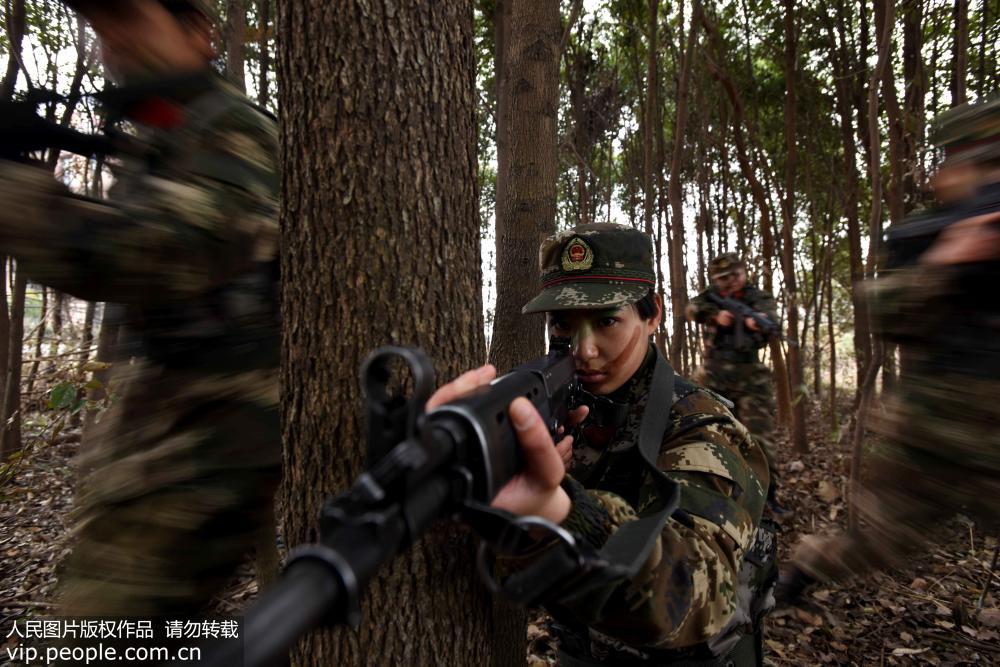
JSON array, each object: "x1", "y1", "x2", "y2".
[{"x1": 433, "y1": 224, "x2": 775, "y2": 665}]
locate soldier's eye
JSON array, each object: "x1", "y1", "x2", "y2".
[{"x1": 598, "y1": 317, "x2": 618, "y2": 328}]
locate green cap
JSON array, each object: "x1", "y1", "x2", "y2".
[
  {"x1": 930, "y1": 96, "x2": 1000, "y2": 165},
  {"x1": 708, "y1": 252, "x2": 744, "y2": 279},
  {"x1": 521, "y1": 223, "x2": 655, "y2": 314}
]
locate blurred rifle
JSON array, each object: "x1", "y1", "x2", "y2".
[
  {"x1": 704, "y1": 291, "x2": 796, "y2": 349},
  {"x1": 0, "y1": 88, "x2": 116, "y2": 162},
  {"x1": 0, "y1": 71, "x2": 226, "y2": 164}
]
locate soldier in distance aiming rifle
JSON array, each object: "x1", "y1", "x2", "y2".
[
  {"x1": 685, "y1": 254, "x2": 788, "y2": 516},
  {"x1": 778, "y1": 96, "x2": 1000, "y2": 605},
  {"x1": 0, "y1": 0, "x2": 280, "y2": 618},
  {"x1": 438, "y1": 225, "x2": 777, "y2": 666}
]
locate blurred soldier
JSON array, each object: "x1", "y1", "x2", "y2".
[
  {"x1": 0, "y1": 0, "x2": 280, "y2": 616},
  {"x1": 434, "y1": 225, "x2": 777, "y2": 664},
  {"x1": 779, "y1": 97, "x2": 1000, "y2": 602},
  {"x1": 686, "y1": 254, "x2": 786, "y2": 514}
]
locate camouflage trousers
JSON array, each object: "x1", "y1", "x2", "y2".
[
  {"x1": 701, "y1": 359, "x2": 778, "y2": 476},
  {"x1": 59, "y1": 358, "x2": 281, "y2": 617},
  {"x1": 792, "y1": 372, "x2": 1000, "y2": 583}
]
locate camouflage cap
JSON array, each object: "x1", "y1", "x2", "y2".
[
  {"x1": 522, "y1": 223, "x2": 655, "y2": 314},
  {"x1": 930, "y1": 96, "x2": 1000, "y2": 165},
  {"x1": 708, "y1": 252, "x2": 745, "y2": 279}
]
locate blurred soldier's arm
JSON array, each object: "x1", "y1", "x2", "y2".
[
  {"x1": 685, "y1": 289, "x2": 720, "y2": 324},
  {"x1": 496, "y1": 392, "x2": 767, "y2": 649},
  {"x1": 0, "y1": 99, "x2": 277, "y2": 303},
  {"x1": 872, "y1": 212, "x2": 1000, "y2": 341},
  {"x1": 921, "y1": 211, "x2": 1000, "y2": 266}
]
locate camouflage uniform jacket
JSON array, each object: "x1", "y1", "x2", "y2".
[
  {"x1": 0, "y1": 73, "x2": 279, "y2": 377},
  {"x1": 871, "y1": 261, "x2": 1000, "y2": 379},
  {"x1": 0, "y1": 74, "x2": 280, "y2": 617},
  {"x1": 544, "y1": 346, "x2": 771, "y2": 658},
  {"x1": 688, "y1": 285, "x2": 777, "y2": 359}
]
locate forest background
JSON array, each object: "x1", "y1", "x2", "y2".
[{"x1": 1, "y1": 0, "x2": 999, "y2": 664}]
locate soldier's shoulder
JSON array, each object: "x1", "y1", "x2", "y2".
[
  {"x1": 743, "y1": 284, "x2": 772, "y2": 299},
  {"x1": 190, "y1": 80, "x2": 277, "y2": 143},
  {"x1": 670, "y1": 375, "x2": 736, "y2": 422}
]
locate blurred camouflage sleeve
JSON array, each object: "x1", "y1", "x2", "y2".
[
  {"x1": 746, "y1": 287, "x2": 778, "y2": 323},
  {"x1": 866, "y1": 266, "x2": 957, "y2": 343},
  {"x1": 0, "y1": 101, "x2": 278, "y2": 303},
  {"x1": 551, "y1": 390, "x2": 767, "y2": 649},
  {"x1": 686, "y1": 289, "x2": 719, "y2": 323}
]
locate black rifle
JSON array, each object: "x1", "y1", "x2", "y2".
[
  {"x1": 883, "y1": 182, "x2": 1000, "y2": 270},
  {"x1": 0, "y1": 89, "x2": 116, "y2": 162},
  {"x1": 704, "y1": 290, "x2": 792, "y2": 349},
  {"x1": 208, "y1": 341, "x2": 587, "y2": 667}
]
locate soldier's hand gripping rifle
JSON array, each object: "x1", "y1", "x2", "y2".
[
  {"x1": 209, "y1": 340, "x2": 589, "y2": 667},
  {"x1": 704, "y1": 290, "x2": 795, "y2": 349}
]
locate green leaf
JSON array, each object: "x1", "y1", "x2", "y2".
[{"x1": 48, "y1": 383, "x2": 78, "y2": 410}]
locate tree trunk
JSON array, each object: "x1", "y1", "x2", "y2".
[
  {"x1": 47, "y1": 291, "x2": 64, "y2": 376},
  {"x1": 0, "y1": 0, "x2": 26, "y2": 100},
  {"x1": 825, "y1": 221, "x2": 837, "y2": 431},
  {"x1": 83, "y1": 304, "x2": 121, "y2": 442},
  {"x1": 25, "y1": 286, "x2": 46, "y2": 397},
  {"x1": 827, "y1": 0, "x2": 870, "y2": 395},
  {"x1": 488, "y1": 0, "x2": 559, "y2": 376},
  {"x1": 257, "y1": 0, "x2": 271, "y2": 108},
  {"x1": 667, "y1": 0, "x2": 700, "y2": 370},
  {"x1": 779, "y1": 0, "x2": 808, "y2": 453},
  {"x1": 487, "y1": 0, "x2": 560, "y2": 657},
  {"x1": 643, "y1": 0, "x2": 658, "y2": 240},
  {"x1": 951, "y1": 0, "x2": 969, "y2": 106},
  {"x1": 224, "y1": 0, "x2": 247, "y2": 93},
  {"x1": 69, "y1": 300, "x2": 96, "y2": 429},
  {"x1": 0, "y1": 265, "x2": 26, "y2": 458},
  {"x1": 278, "y1": 1, "x2": 490, "y2": 663},
  {"x1": 977, "y1": 0, "x2": 989, "y2": 97},
  {"x1": 850, "y1": 0, "x2": 893, "y2": 532}
]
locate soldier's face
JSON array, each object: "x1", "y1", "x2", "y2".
[
  {"x1": 713, "y1": 268, "x2": 746, "y2": 294},
  {"x1": 91, "y1": 1, "x2": 215, "y2": 80},
  {"x1": 548, "y1": 302, "x2": 660, "y2": 395}
]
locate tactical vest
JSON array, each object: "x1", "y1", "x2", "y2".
[
  {"x1": 552, "y1": 356, "x2": 777, "y2": 666},
  {"x1": 113, "y1": 80, "x2": 280, "y2": 372}
]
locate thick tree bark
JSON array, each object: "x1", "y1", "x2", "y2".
[
  {"x1": 780, "y1": 0, "x2": 808, "y2": 453},
  {"x1": 488, "y1": 0, "x2": 560, "y2": 376},
  {"x1": 278, "y1": 1, "x2": 489, "y2": 663},
  {"x1": 224, "y1": 0, "x2": 247, "y2": 93}
]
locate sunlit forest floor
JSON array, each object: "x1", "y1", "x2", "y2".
[{"x1": 2, "y1": 399, "x2": 998, "y2": 665}]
